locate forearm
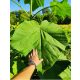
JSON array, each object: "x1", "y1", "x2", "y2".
[
  {"x1": 12, "y1": 49, "x2": 43, "y2": 80},
  {"x1": 12, "y1": 65, "x2": 35, "y2": 80}
]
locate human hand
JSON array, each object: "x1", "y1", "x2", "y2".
[{"x1": 29, "y1": 49, "x2": 43, "y2": 66}]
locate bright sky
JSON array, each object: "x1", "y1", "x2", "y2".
[{"x1": 10, "y1": 0, "x2": 71, "y2": 14}]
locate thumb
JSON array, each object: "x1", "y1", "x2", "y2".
[{"x1": 40, "y1": 59, "x2": 43, "y2": 62}]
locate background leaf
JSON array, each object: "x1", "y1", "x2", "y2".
[
  {"x1": 50, "y1": 0, "x2": 71, "y2": 20},
  {"x1": 24, "y1": 0, "x2": 44, "y2": 11}
]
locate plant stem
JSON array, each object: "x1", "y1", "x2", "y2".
[
  {"x1": 32, "y1": 5, "x2": 61, "y2": 18},
  {"x1": 30, "y1": 0, "x2": 32, "y2": 16}
]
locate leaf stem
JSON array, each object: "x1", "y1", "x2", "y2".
[
  {"x1": 32, "y1": 5, "x2": 61, "y2": 18},
  {"x1": 30, "y1": 0, "x2": 32, "y2": 16}
]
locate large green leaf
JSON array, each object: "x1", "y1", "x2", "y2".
[
  {"x1": 11, "y1": 20, "x2": 67, "y2": 75},
  {"x1": 24, "y1": 0, "x2": 44, "y2": 11}
]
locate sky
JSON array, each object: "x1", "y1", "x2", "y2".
[{"x1": 10, "y1": 0, "x2": 71, "y2": 14}]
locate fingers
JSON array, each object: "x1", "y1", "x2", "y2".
[
  {"x1": 29, "y1": 49, "x2": 38, "y2": 59},
  {"x1": 28, "y1": 49, "x2": 43, "y2": 66},
  {"x1": 32, "y1": 49, "x2": 38, "y2": 56},
  {"x1": 36, "y1": 49, "x2": 38, "y2": 56},
  {"x1": 32, "y1": 49, "x2": 36, "y2": 56},
  {"x1": 29, "y1": 49, "x2": 37, "y2": 58},
  {"x1": 29, "y1": 52, "x2": 32, "y2": 58},
  {"x1": 28, "y1": 55, "x2": 30, "y2": 58},
  {"x1": 30, "y1": 53, "x2": 32, "y2": 56}
]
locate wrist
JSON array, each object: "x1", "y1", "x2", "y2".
[
  {"x1": 28, "y1": 60, "x2": 37, "y2": 68},
  {"x1": 29, "y1": 64, "x2": 35, "y2": 69}
]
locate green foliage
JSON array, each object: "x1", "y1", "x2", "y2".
[
  {"x1": 10, "y1": 47, "x2": 28, "y2": 79},
  {"x1": 10, "y1": 13, "x2": 17, "y2": 25},
  {"x1": 32, "y1": 13, "x2": 43, "y2": 24},
  {"x1": 32, "y1": 12, "x2": 58, "y2": 24},
  {"x1": 50, "y1": 0, "x2": 71, "y2": 23},
  {"x1": 32, "y1": 6, "x2": 71, "y2": 24},
  {"x1": 24, "y1": 0, "x2": 44, "y2": 11},
  {"x1": 42, "y1": 12, "x2": 58, "y2": 23},
  {"x1": 10, "y1": 20, "x2": 70, "y2": 79},
  {"x1": 10, "y1": 10, "x2": 30, "y2": 25}
]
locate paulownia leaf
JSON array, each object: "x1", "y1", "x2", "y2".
[{"x1": 11, "y1": 20, "x2": 67, "y2": 75}]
